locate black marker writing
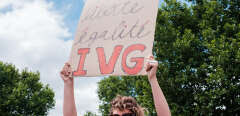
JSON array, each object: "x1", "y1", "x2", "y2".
[
  {"x1": 81, "y1": 1, "x2": 144, "y2": 22},
  {"x1": 74, "y1": 20, "x2": 151, "y2": 47}
]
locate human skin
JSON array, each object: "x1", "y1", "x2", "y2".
[
  {"x1": 112, "y1": 109, "x2": 133, "y2": 116},
  {"x1": 60, "y1": 63, "x2": 77, "y2": 116},
  {"x1": 145, "y1": 56, "x2": 171, "y2": 116},
  {"x1": 60, "y1": 56, "x2": 171, "y2": 116}
]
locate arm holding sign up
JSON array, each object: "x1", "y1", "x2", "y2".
[
  {"x1": 60, "y1": 56, "x2": 171, "y2": 116},
  {"x1": 146, "y1": 56, "x2": 171, "y2": 116},
  {"x1": 60, "y1": 63, "x2": 77, "y2": 116}
]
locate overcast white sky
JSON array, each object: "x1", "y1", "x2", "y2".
[{"x1": 0, "y1": 0, "x2": 103, "y2": 115}]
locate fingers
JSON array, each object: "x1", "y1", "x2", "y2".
[
  {"x1": 146, "y1": 63, "x2": 152, "y2": 72},
  {"x1": 149, "y1": 55, "x2": 154, "y2": 60},
  {"x1": 60, "y1": 70, "x2": 65, "y2": 77},
  {"x1": 60, "y1": 62, "x2": 73, "y2": 80},
  {"x1": 65, "y1": 62, "x2": 71, "y2": 67},
  {"x1": 145, "y1": 55, "x2": 158, "y2": 72},
  {"x1": 146, "y1": 56, "x2": 158, "y2": 65},
  {"x1": 63, "y1": 63, "x2": 72, "y2": 71}
]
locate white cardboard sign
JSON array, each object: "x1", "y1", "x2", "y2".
[{"x1": 69, "y1": 0, "x2": 159, "y2": 77}]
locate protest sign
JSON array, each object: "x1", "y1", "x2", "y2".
[{"x1": 69, "y1": 0, "x2": 159, "y2": 77}]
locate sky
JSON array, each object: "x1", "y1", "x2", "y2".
[
  {"x1": 0, "y1": 0, "x2": 188, "y2": 115},
  {"x1": 0, "y1": 0, "x2": 102, "y2": 115}
]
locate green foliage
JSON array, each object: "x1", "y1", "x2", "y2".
[
  {"x1": 84, "y1": 111, "x2": 97, "y2": 116},
  {"x1": 98, "y1": 0, "x2": 240, "y2": 116},
  {"x1": 98, "y1": 76, "x2": 156, "y2": 116},
  {"x1": 0, "y1": 61, "x2": 55, "y2": 116}
]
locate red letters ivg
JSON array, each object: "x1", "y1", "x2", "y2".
[
  {"x1": 96, "y1": 45, "x2": 123, "y2": 74},
  {"x1": 73, "y1": 44, "x2": 146, "y2": 76},
  {"x1": 73, "y1": 48, "x2": 90, "y2": 76},
  {"x1": 122, "y1": 44, "x2": 145, "y2": 75}
]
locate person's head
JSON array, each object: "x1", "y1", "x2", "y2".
[{"x1": 109, "y1": 95, "x2": 145, "y2": 116}]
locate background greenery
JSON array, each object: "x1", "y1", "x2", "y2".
[
  {"x1": 97, "y1": 0, "x2": 240, "y2": 115},
  {"x1": 0, "y1": 62, "x2": 55, "y2": 116}
]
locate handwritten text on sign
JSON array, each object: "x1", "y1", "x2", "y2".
[{"x1": 69, "y1": 0, "x2": 159, "y2": 77}]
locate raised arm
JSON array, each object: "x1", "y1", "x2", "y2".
[
  {"x1": 146, "y1": 56, "x2": 171, "y2": 116},
  {"x1": 60, "y1": 63, "x2": 77, "y2": 116}
]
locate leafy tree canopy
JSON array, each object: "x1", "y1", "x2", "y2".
[
  {"x1": 84, "y1": 111, "x2": 98, "y2": 116},
  {"x1": 0, "y1": 61, "x2": 55, "y2": 116},
  {"x1": 98, "y1": 0, "x2": 240, "y2": 115}
]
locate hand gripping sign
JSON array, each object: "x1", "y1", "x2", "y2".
[{"x1": 69, "y1": 0, "x2": 159, "y2": 77}]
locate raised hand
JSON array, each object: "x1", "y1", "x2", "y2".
[
  {"x1": 61, "y1": 62, "x2": 77, "y2": 116},
  {"x1": 145, "y1": 56, "x2": 158, "y2": 81},
  {"x1": 60, "y1": 62, "x2": 74, "y2": 85},
  {"x1": 145, "y1": 56, "x2": 171, "y2": 116}
]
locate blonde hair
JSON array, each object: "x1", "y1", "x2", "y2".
[{"x1": 109, "y1": 95, "x2": 145, "y2": 116}]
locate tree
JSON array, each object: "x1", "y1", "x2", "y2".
[
  {"x1": 97, "y1": 0, "x2": 240, "y2": 115},
  {"x1": 98, "y1": 76, "x2": 154, "y2": 116},
  {"x1": 84, "y1": 111, "x2": 97, "y2": 116},
  {"x1": 0, "y1": 61, "x2": 55, "y2": 116}
]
